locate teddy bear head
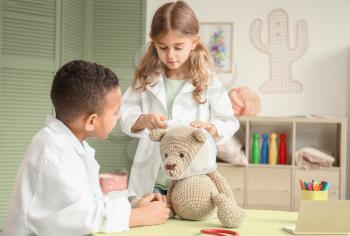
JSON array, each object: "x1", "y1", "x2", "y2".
[{"x1": 149, "y1": 126, "x2": 207, "y2": 178}]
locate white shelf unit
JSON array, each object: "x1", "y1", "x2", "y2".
[{"x1": 218, "y1": 116, "x2": 347, "y2": 211}]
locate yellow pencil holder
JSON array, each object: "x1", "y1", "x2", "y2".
[{"x1": 301, "y1": 190, "x2": 328, "y2": 200}]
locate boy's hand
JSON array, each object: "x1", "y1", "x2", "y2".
[
  {"x1": 131, "y1": 114, "x2": 167, "y2": 132},
  {"x1": 152, "y1": 193, "x2": 167, "y2": 203},
  {"x1": 137, "y1": 193, "x2": 166, "y2": 207},
  {"x1": 129, "y1": 201, "x2": 170, "y2": 227},
  {"x1": 190, "y1": 121, "x2": 218, "y2": 137}
]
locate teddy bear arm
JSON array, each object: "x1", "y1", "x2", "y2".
[
  {"x1": 167, "y1": 180, "x2": 177, "y2": 218},
  {"x1": 208, "y1": 171, "x2": 236, "y2": 202},
  {"x1": 167, "y1": 180, "x2": 176, "y2": 197}
]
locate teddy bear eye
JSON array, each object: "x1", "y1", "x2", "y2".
[
  {"x1": 164, "y1": 153, "x2": 168, "y2": 158},
  {"x1": 180, "y1": 153, "x2": 185, "y2": 158}
]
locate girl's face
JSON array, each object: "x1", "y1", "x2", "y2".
[{"x1": 154, "y1": 31, "x2": 198, "y2": 72}]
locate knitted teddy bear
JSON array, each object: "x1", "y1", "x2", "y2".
[
  {"x1": 149, "y1": 126, "x2": 246, "y2": 228},
  {"x1": 229, "y1": 86, "x2": 261, "y2": 116}
]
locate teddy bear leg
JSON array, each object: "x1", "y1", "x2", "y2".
[{"x1": 211, "y1": 193, "x2": 246, "y2": 228}]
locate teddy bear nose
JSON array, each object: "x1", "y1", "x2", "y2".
[{"x1": 165, "y1": 164, "x2": 176, "y2": 170}]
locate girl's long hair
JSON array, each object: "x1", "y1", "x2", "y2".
[{"x1": 133, "y1": 1, "x2": 214, "y2": 103}]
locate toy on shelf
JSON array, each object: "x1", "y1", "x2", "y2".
[
  {"x1": 268, "y1": 133, "x2": 278, "y2": 165},
  {"x1": 251, "y1": 133, "x2": 260, "y2": 164},
  {"x1": 279, "y1": 133, "x2": 287, "y2": 164},
  {"x1": 250, "y1": 132, "x2": 289, "y2": 165},
  {"x1": 261, "y1": 133, "x2": 269, "y2": 164}
]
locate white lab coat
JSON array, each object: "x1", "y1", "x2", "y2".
[
  {"x1": 120, "y1": 74, "x2": 239, "y2": 197},
  {"x1": 2, "y1": 116, "x2": 131, "y2": 236}
]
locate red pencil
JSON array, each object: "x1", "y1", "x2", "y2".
[{"x1": 299, "y1": 179, "x2": 305, "y2": 190}]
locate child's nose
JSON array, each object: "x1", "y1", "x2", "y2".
[{"x1": 166, "y1": 49, "x2": 175, "y2": 60}]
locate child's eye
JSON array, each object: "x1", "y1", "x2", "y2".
[
  {"x1": 159, "y1": 47, "x2": 167, "y2": 50},
  {"x1": 175, "y1": 47, "x2": 183, "y2": 50}
]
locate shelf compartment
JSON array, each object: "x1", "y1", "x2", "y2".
[
  {"x1": 295, "y1": 122, "x2": 341, "y2": 167},
  {"x1": 248, "y1": 120, "x2": 293, "y2": 165}
]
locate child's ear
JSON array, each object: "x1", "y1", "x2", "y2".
[
  {"x1": 192, "y1": 35, "x2": 200, "y2": 50},
  {"x1": 84, "y1": 114, "x2": 98, "y2": 131}
]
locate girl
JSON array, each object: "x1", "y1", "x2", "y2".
[{"x1": 120, "y1": 1, "x2": 239, "y2": 197}]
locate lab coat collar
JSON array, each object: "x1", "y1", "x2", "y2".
[
  {"x1": 46, "y1": 115, "x2": 95, "y2": 157},
  {"x1": 145, "y1": 75, "x2": 167, "y2": 111},
  {"x1": 146, "y1": 74, "x2": 195, "y2": 110}
]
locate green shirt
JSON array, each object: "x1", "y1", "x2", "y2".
[
  {"x1": 163, "y1": 76, "x2": 186, "y2": 119},
  {"x1": 155, "y1": 76, "x2": 186, "y2": 191}
]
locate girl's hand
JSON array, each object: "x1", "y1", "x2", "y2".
[
  {"x1": 190, "y1": 121, "x2": 218, "y2": 137},
  {"x1": 131, "y1": 113, "x2": 167, "y2": 132}
]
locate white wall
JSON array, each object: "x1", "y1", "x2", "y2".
[
  {"x1": 146, "y1": 0, "x2": 350, "y2": 198},
  {"x1": 347, "y1": 48, "x2": 350, "y2": 199}
]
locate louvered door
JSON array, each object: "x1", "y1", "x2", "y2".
[
  {"x1": 87, "y1": 0, "x2": 145, "y2": 172},
  {"x1": 0, "y1": 0, "x2": 145, "y2": 227},
  {"x1": 0, "y1": 0, "x2": 57, "y2": 226},
  {"x1": 61, "y1": 0, "x2": 87, "y2": 64}
]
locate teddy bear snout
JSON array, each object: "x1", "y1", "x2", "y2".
[{"x1": 165, "y1": 163, "x2": 177, "y2": 170}]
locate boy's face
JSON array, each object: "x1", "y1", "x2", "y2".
[
  {"x1": 154, "y1": 30, "x2": 198, "y2": 72},
  {"x1": 92, "y1": 87, "x2": 121, "y2": 139}
]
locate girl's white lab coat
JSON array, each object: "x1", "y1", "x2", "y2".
[
  {"x1": 120, "y1": 75, "x2": 239, "y2": 197},
  {"x1": 2, "y1": 116, "x2": 131, "y2": 236}
]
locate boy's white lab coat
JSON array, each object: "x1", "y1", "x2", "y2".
[
  {"x1": 120, "y1": 75, "x2": 239, "y2": 197},
  {"x1": 2, "y1": 116, "x2": 131, "y2": 236}
]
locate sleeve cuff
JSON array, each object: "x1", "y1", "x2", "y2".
[
  {"x1": 125, "y1": 114, "x2": 149, "y2": 138},
  {"x1": 100, "y1": 195, "x2": 131, "y2": 233},
  {"x1": 211, "y1": 119, "x2": 239, "y2": 142}
]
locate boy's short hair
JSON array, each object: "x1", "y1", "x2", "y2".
[{"x1": 51, "y1": 60, "x2": 119, "y2": 123}]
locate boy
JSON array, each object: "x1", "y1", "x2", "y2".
[{"x1": 2, "y1": 60, "x2": 169, "y2": 236}]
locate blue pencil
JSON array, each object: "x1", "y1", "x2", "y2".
[{"x1": 322, "y1": 182, "x2": 329, "y2": 191}]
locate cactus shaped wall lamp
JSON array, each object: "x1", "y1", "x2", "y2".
[{"x1": 250, "y1": 8, "x2": 308, "y2": 94}]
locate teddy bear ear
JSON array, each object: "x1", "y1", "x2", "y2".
[
  {"x1": 149, "y1": 129, "x2": 166, "y2": 142},
  {"x1": 192, "y1": 129, "x2": 207, "y2": 144}
]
